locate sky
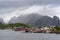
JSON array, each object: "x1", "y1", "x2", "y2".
[{"x1": 0, "y1": 0, "x2": 60, "y2": 23}]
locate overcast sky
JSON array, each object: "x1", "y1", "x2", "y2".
[{"x1": 0, "y1": 0, "x2": 60, "y2": 23}]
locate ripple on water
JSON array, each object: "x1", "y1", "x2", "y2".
[{"x1": 0, "y1": 30, "x2": 58, "y2": 40}]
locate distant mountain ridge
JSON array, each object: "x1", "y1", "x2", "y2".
[
  {"x1": 9, "y1": 13, "x2": 42, "y2": 23},
  {"x1": 34, "y1": 16, "x2": 60, "y2": 26},
  {"x1": 0, "y1": 18, "x2": 4, "y2": 24},
  {"x1": 9, "y1": 13, "x2": 60, "y2": 26}
]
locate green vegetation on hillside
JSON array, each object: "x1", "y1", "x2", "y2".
[
  {"x1": 54, "y1": 26, "x2": 60, "y2": 33},
  {"x1": 0, "y1": 23, "x2": 30, "y2": 29}
]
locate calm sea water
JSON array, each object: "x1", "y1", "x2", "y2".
[{"x1": 0, "y1": 29, "x2": 59, "y2": 40}]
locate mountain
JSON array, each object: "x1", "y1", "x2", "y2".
[
  {"x1": 9, "y1": 16, "x2": 17, "y2": 23},
  {"x1": 9, "y1": 13, "x2": 42, "y2": 23},
  {"x1": 52, "y1": 16, "x2": 60, "y2": 26},
  {"x1": 34, "y1": 16, "x2": 60, "y2": 26},
  {"x1": 0, "y1": 18, "x2": 4, "y2": 24},
  {"x1": 9, "y1": 13, "x2": 60, "y2": 26}
]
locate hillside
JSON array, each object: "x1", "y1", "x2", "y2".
[{"x1": 9, "y1": 13, "x2": 60, "y2": 26}]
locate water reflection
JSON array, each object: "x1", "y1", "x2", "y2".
[{"x1": 0, "y1": 29, "x2": 59, "y2": 40}]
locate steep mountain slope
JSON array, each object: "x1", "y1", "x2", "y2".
[
  {"x1": 9, "y1": 13, "x2": 42, "y2": 23},
  {"x1": 34, "y1": 16, "x2": 60, "y2": 26},
  {"x1": 0, "y1": 18, "x2": 4, "y2": 24},
  {"x1": 9, "y1": 13, "x2": 60, "y2": 26}
]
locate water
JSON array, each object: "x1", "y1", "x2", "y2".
[{"x1": 0, "y1": 29, "x2": 59, "y2": 40}]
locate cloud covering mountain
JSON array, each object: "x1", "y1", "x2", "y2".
[{"x1": 0, "y1": 0, "x2": 60, "y2": 23}]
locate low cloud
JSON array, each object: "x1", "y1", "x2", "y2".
[
  {"x1": 2, "y1": 5, "x2": 60, "y2": 23},
  {"x1": 0, "y1": 0, "x2": 60, "y2": 23},
  {"x1": 9, "y1": 5, "x2": 60, "y2": 17}
]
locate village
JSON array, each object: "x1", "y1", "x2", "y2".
[{"x1": 13, "y1": 26, "x2": 55, "y2": 33}]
